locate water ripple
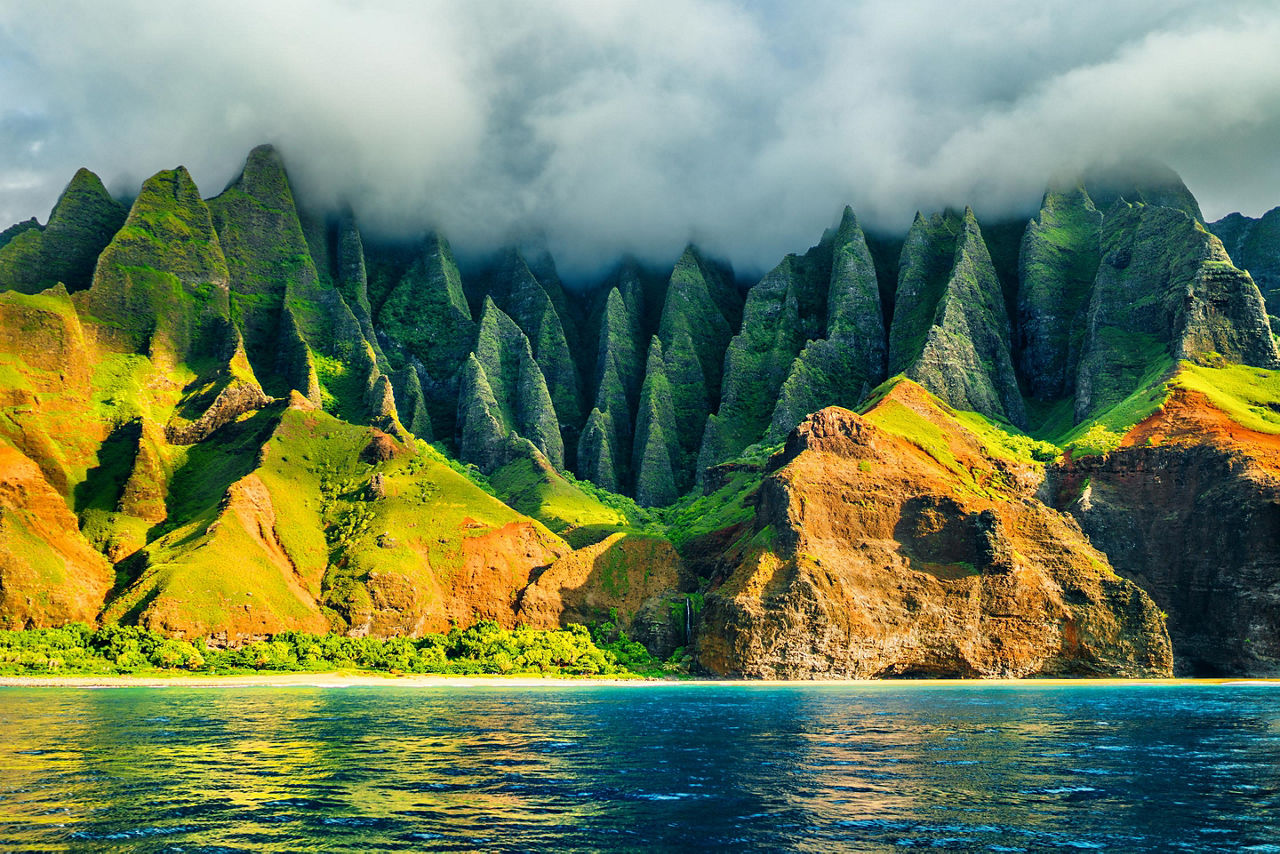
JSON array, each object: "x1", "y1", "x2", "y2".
[{"x1": 0, "y1": 684, "x2": 1277, "y2": 850}]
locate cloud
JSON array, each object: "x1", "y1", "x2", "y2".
[{"x1": 2, "y1": 1, "x2": 1279, "y2": 278}]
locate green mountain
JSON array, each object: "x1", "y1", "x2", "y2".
[
  {"x1": 6, "y1": 145, "x2": 1280, "y2": 677},
  {"x1": 1211, "y1": 206, "x2": 1280, "y2": 329},
  {"x1": 0, "y1": 169, "x2": 127, "y2": 295},
  {"x1": 889, "y1": 208, "x2": 1025, "y2": 426},
  {"x1": 374, "y1": 233, "x2": 475, "y2": 439},
  {"x1": 457, "y1": 297, "x2": 564, "y2": 472},
  {"x1": 1017, "y1": 185, "x2": 1102, "y2": 401}
]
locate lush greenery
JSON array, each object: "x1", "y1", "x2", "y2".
[
  {"x1": 1173, "y1": 362, "x2": 1280, "y2": 434},
  {"x1": 0, "y1": 622, "x2": 653, "y2": 678}
]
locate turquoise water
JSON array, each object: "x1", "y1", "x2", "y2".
[{"x1": 1, "y1": 683, "x2": 1278, "y2": 851}]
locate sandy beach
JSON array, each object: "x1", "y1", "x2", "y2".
[{"x1": 1, "y1": 673, "x2": 1276, "y2": 689}]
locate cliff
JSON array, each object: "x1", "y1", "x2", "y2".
[{"x1": 696, "y1": 387, "x2": 1171, "y2": 678}]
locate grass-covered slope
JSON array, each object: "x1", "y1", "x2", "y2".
[{"x1": 102, "y1": 395, "x2": 572, "y2": 640}]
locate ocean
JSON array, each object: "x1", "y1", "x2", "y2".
[{"x1": 1, "y1": 682, "x2": 1277, "y2": 851}]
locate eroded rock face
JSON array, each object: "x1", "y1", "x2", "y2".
[
  {"x1": 515, "y1": 532, "x2": 687, "y2": 656},
  {"x1": 695, "y1": 400, "x2": 1172, "y2": 679},
  {"x1": 1051, "y1": 389, "x2": 1280, "y2": 675}
]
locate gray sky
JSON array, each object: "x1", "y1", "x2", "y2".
[{"x1": 3, "y1": 1, "x2": 1280, "y2": 277}]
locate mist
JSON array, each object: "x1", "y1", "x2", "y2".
[{"x1": 3, "y1": 1, "x2": 1280, "y2": 279}]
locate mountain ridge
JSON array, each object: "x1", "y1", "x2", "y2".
[{"x1": 3, "y1": 144, "x2": 1280, "y2": 677}]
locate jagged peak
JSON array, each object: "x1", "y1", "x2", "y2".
[
  {"x1": 644, "y1": 334, "x2": 665, "y2": 369},
  {"x1": 956, "y1": 207, "x2": 987, "y2": 246},
  {"x1": 222, "y1": 143, "x2": 293, "y2": 202},
  {"x1": 675, "y1": 243, "x2": 701, "y2": 265},
  {"x1": 1034, "y1": 183, "x2": 1098, "y2": 223},
  {"x1": 55, "y1": 167, "x2": 118, "y2": 208},
  {"x1": 835, "y1": 204, "x2": 861, "y2": 235},
  {"x1": 138, "y1": 166, "x2": 203, "y2": 205}
]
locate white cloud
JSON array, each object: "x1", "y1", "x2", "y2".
[{"x1": 1, "y1": 1, "x2": 1279, "y2": 278}]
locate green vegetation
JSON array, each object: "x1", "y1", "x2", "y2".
[
  {"x1": 589, "y1": 614, "x2": 692, "y2": 677},
  {"x1": 663, "y1": 465, "x2": 759, "y2": 550},
  {"x1": 0, "y1": 622, "x2": 644, "y2": 677},
  {"x1": 1174, "y1": 362, "x2": 1280, "y2": 433},
  {"x1": 858, "y1": 379, "x2": 1056, "y2": 495},
  {"x1": 1051, "y1": 355, "x2": 1174, "y2": 456},
  {"x1": 952, "y1": 409, "x2": 1060, "y2": 463},
  {"x1": 489, "y1": 452, "x2": 628, "y2": 534},
  {"x1": 1017, "y1": 186, "x2": 1102, "y2": 400}
]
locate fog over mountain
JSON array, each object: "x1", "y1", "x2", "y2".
[{"x1": 3, "y1": 1, "x2": 1280, "y2": 277}]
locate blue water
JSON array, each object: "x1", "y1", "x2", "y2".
[{"x1": 1, "y1": 683, "x2": 1278, "y2": 851}]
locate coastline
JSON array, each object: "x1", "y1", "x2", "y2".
[{"x1": 1, "y1": 673, "x2": 1277, "y2": 689}]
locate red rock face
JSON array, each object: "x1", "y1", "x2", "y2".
[
  {"x1": 1052, "y1": 388, "x2": 1280, "y2": 675},
  {"x1": 695, "y1": 395, "x2": 1173, "y2": 679}
]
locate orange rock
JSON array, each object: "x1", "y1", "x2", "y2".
[{"x1": 695, "y1": 398, "x2": 1172, "y2": 679}]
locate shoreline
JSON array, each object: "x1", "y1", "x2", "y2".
[{"x1": 1, "y1": 673, "x2": 1277, "y2": 689}]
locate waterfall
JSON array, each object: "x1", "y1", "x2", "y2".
[{"x1": 684, "y1": 596, "x2": 692, "y2": 647}]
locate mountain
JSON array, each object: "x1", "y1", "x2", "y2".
[
  {"x1": 696, "y1": 388, "x2": 1170, "y2": 678},
  {"x1": 4, "y1": 144, "x2": 1280, "y2": 677},
  {"x1": 1210, "y1": 207, "x2": 1280, "y2": 329},
  {"x1": 0, "y1": 169, "x2": 126, "y2": 295}
]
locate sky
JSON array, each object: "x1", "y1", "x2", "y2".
[{"x1": 2, "y1": 1, "x2": 1280, "y2": 279}]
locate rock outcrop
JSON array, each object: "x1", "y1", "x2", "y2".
[
  {"x1": 1211, "y1": 206, "x2": 1280, "y2": 329},
  {"x1": 695, "y1": 389, "x2": 1172, "y2": 678},
  {"x1": 1051, "y1": 383, "x2": 1280, "y2": 675}
]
